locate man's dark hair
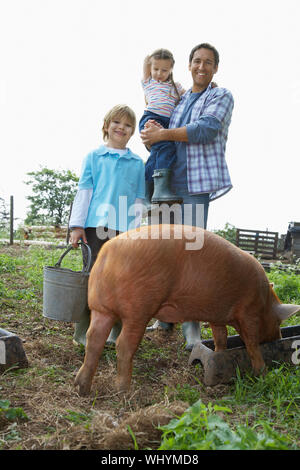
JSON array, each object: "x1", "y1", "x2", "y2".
[{"x1": 189, "y1": 43, "x2": 219, "y2": 66}]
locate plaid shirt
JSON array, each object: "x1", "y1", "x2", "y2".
[{"x1": 169, "y1": 82, "x2": 234, "y2": 200}]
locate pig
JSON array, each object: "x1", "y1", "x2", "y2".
[{"x1": 74, "y1": 224, "x2": 300, "y2": 396}]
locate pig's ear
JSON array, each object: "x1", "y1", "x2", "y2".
[
  {"x1": 270, "y1": 282, "x2": 274, "y2": 288},
  {"x1": 274, "y1": 304, "x2": 300, "y2": 321}
]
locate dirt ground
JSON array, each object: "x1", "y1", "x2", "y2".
[
  {"x1": 1, "y1": 324, "x2": 229, "y2": 450},
  {"x1": 0, "y1": 246, "x2": 229, "y2": 450}
]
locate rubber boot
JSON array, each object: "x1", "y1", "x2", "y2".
[
  {"x1": 146, "y1": 320, "x2": 174, "y2": 331},
  {"x1": 106, "y1": 321, "x2": 122, "y2": 345},
  {"x1": 182, "y1": 321, "x2": 202, "y2": 351},
  {"x1": 143, "y1": 179, "x2": 154, "y2": 215},
  {"x1": 151, "y1": 169, "x2": 183, "y2": 204},
  {"x1": 73, "y1": 309, "x2": 122, "y2": 347},
  {"x1": 73, "y1": 306, "x2": 90, "y2": 347}
]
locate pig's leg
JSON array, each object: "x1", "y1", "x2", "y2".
[
  {"x1": 243, "y1": 337, "x2": 266, "y2": 375},
  {"x1": 75, "y1": 309, "x2": 116, "y2": 396},
  {"x1": 210, "y1": 324, "x2": 228, "y2": 351},
  {"x1": 115, "y1": 321, "x2": 147, "y2": 392},
  {"x1": 239, "y1": 316, "x2": 266, "y2": 374}
]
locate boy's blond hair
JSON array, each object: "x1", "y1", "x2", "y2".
[{"x1": 102, "y1": 104, "x2": 136, "y2": 141}]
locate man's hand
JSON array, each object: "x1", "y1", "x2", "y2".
[
  {"x1": 141, "y1": 121, "x2": 189, "y2": 146},
  {"x1": 141, "y1": 123, "x2": 164, "y2": 146}
]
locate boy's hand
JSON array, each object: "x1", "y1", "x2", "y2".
[{"x1": 69, "y1": 228, "x2": 87, "y2": 248}]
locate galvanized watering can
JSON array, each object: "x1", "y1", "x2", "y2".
[{"x1": 43, "y1": 242, "x2": 92, "y2": 322}]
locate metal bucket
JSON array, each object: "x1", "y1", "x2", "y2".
[{"x1": 43, "y1": 242, "x2": 92, "y2": 322}]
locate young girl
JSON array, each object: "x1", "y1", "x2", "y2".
[
  {"x1": 69, "y1": 104, "x2": 145, "y2": 346},
  {"x1": 139, "y1": 49, "x2": 185, "y2": 205}
]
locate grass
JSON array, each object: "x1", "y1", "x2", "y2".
[{"x1": 0, "y1": 242, "x2": 300, "y2": 450}]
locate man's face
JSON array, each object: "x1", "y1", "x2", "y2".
[{"x1": 189, "y1": 48, "x2": 218, "y2": 92}]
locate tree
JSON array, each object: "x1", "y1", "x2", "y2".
[
  {"x1": 0, "y1": 197, "x2": 10, "y2": 230},
  {"x1": 24, "y1": 167, "x2": 79, "y2": 225}
]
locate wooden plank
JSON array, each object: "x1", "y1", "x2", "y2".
[
  {"x1": 236, "y1": 228, "x2": 278, "y2": 258},
  {"x1": 236, "y1": 228, "x2": 278, "y2": 235}
]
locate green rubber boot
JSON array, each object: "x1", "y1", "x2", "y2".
[
  {"x1": 73, "y1": 306, "x2": 90, "y2": 347},
  {"x1": 182, "y1": 321, "x2": 202, "y2": 351},
  {"x1": 144, "y1": 179, "x2": 154, "y2": 214},
  {"x1": 146, "y1": 320, "x2": 174, "y2": 331},
  {"x1": 151, "y1": 169, "x2": 183, "y2": 204},
  {"x1": 73, "y1": 309, "x2": 122, "y2": 347},
  {"x1": 106, "y1": 321, "x2": 122, "y2": 345}
]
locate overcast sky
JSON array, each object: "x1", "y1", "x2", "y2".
[{"x1": 0, "y1": 0, "x2": 299, "y2": 235}]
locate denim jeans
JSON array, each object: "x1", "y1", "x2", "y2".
[
  {"x1": 73, "y1": 227, "x2": 120, "y2": 346},
  {"x1": 147, "y1": 190, "x2": 209, "y2": 229},
  {"x1": 139, "y1": 111, "x2": 176, "y2": 181},
  {"x1": 174, "y1": 189, "x2": 209, "y2": 229}
]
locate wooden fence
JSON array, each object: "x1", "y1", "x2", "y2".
[
  {"x1": 236, "y1": 228, "x2": 279, "y2": 259},
  {"x1": 21, "y1": 225, "x2": 68, "y2": 240}
]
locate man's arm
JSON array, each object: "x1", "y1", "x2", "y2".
[
  {"x1": 141, "y1": 89, "x2": 233, "y2": 146},
  {"x1": 140, "y1": 117, "x2": 220, "y2": 146}
]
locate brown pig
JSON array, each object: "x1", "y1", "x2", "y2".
[{"x1": 74, "y1": 224, "x2": 300, "y2": 396}]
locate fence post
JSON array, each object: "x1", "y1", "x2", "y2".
[{"x1": 9, "y1": 195, "x2": 14, "y2": 245}]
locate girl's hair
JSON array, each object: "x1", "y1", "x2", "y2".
[
  {"x1": 102, "y1": 104, "x2": 136, "y2": 141},
  {"x1": 149, "y1": 48, "x2": 181, "y2": 103}
]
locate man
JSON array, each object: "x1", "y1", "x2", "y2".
[{"x1": 141, "y1": 43, "x2": 234, "y2": 349}]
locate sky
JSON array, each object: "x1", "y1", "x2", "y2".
[{"x1": 0, "y1": 0, "x2": 299, "y2": 235}]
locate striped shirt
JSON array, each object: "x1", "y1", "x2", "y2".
[
  {"x1": 142, "y1": 78, "x2": 184, "y2": 118},
  {"x1": 169, "y1": 83, "x2": 234, "y2": 200}
]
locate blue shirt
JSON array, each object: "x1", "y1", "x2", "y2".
[
  {"x1": 78, "y1": 145, "x2": 145, "y2": 232},
  {"x1": 171, "y1": 89, "x2": 222, "y2": 190},
  {"x1": 170, "y1": 83, "x2": 234, "y2": 200}
]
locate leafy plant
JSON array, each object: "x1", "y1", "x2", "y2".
[
  {"x1": 158, "y1": 399, "x2": 297, "y2": 450},
  {"x1": 0, "y1": 399, "x2": 28, "y2": 422},
  {"x1": 213, "y1": 223, "x2": 237, "y2": 245}
]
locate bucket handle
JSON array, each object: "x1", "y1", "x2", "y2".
[{"x1": 54, "y1": 242, "x2": 92, "y2": 273}]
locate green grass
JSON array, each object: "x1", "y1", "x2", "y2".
[{"x1": 268, "y1": 266, "x2": 300, "y2": 305}]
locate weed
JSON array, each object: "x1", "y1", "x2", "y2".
[
  {"x1": 158, "y1": 399, "x2": 297, "y2": 450},
  {"x1": 165, "y1": 383, "x2": 200, "y2": 405},
  {"x1": 0, "y1": 399, "x2": 28, "y2": 422},
  {"x1": 63, "y1": 410, "x2": 91, "y2": 424},
  {"x1": 127, "y1": 424, "x2": 139, "y2": 450}
]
